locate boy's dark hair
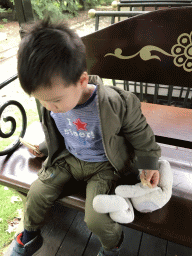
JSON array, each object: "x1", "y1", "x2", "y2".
[{"x1": 17, "y1": 18, "x2": 87, "y2": 95}]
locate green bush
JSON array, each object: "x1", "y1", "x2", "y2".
[
  {"x1": 1, "y1": 0, "x2": 112, "y2": 21},
  {"x1": 31, "y1": 0, "x2": 79, "y2": 21},
  {"x1": 79, "y1": 0, "x2": 112, "y2": 9},
  {"x1": 0, "y1": 7, "x2": 6, "y2": 13}
]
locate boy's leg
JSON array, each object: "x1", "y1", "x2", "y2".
[
  {"x1": 8, "y1": 157, "x2": 74, "y2": 256},
  {"x1": 24, "y1": 159, "x2": 73, "y2": 231},
  {"x1": 24, "y1": 177, "x2": 70, "y2": 231},
  {"x1": 84, "y1": 163, "x2": 122, "y2": 252}
]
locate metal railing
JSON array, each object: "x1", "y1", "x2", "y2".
[
  {"x1": 0, "y1": 76, "x2": 27, "y2": 156},
  {"x1": 88, "y1": 9, "x2": 149, "y2": 30},
  {"x1": 0, "y1": 0, "x2": 35, "y2": 156}
]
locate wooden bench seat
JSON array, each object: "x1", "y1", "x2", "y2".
[
  {"x1": 1, "y1": 151, "x2": 192, "y2": 248},
  {"x1": 141, "y1": 103, "x2": 192, "y2": 148},
  {"x1": 1, "y1": 105, "x2": 192, "y2": 247}
]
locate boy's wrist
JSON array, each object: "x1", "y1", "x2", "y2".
[{"x1": 139, "y1": 169, "x2": 160, "y2": 188}]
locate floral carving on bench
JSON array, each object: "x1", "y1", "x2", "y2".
[{"x1": 105, "y1": 32, "x2": 192, "y2": 72}]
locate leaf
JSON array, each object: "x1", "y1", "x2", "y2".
[
  {"x1": 11, "y1": 196, "x2": 21, "y2": 203},
  {"x1": 6, "y1": 225, "x2": 16, "y2": 233},
  {"x1": 6, "y1": 218, "x2": 21, "y2": 233},
  {"x1": 17, "y1": 209, "x2": 23, "y2": 218}
]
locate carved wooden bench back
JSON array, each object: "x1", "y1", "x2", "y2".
[{"x1": 84, "y1": 7, "x2": 192, "y2": 107}]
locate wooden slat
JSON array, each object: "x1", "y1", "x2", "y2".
[
  {"x1": 38, "y1": 204, "x2": 78, "y2": 255},
  {"x1": 121, "y1": 226, "x2": 142, "y2": 255},
  {"x1": 10, "y1": 202, "x2": 192, "y2": 256},
  {"x1": 127, "y1": 195, "x2": 192, "y2": 249},
  {"x1": 138, "y1": 233, "x2": 167, "y2": 256},
  {"x1": 83, "y1": 233, "x2": 101, "y2": 256},
  {"x1": 141, "y1": 102, "x2": 192, "y2": 143},
  {"x1": 166, "y1": 241, "x2": 192, "y2": 256},
  {"x1": 84, "y1": 226, "x2": 143, "y2": 256},
  {"x1": 36, "y1": 204, "x2": 192, "y2": 256},
  {"x1": 56, "y1": 212, "x2": 91, "y2": 256}
]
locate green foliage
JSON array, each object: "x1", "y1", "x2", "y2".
[
  {"x1": 0, "y1": 7, "x2": 6, "y2": 13},
  {"x1": 2, "y1": 18, "x2": 8, "y2": 23},
  {"x1": 31, "y1": 0, "x2": 78, "y2": 21},
  {"x1": 60, "y1": 1, "x2": 78, "y2": 14},
  {"x1": 0, "y1": 186, "x2": 23, "y2": 250},
  {"x1": 0, "y1": 0, "x2": 112, "y2": 21},
  {"x1": 30, "y1": 0, "x2": 112, "y2": 20},
  {"x1": 80, "y1": 0, "x2": 112, "y2": 9},
  {"x1": 84, "y1": 0, "x2": 99, "y2": 8},
  {"x1": 102, "y1": 0, "x2": 112, "y2": 4}
]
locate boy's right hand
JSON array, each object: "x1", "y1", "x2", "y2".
[{"x1": 28, "y1": 145, "x2": 45, "y2": 158}]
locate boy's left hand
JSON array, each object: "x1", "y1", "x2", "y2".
[{"x1": 140, "y1": 170, "x2": 160, "y2": 188}]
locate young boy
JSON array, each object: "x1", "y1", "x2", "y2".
[{"x1": 10, "y1": 19, "x2": 161, "y2": 256}]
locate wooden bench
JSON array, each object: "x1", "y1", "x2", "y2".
[
  {"x1": 1, "y1": 6, "x2": 192, "y2": 250},
  {"x1": 89, "y1": 3, "x2": 192, "y2": 108},
  {"x1": 115, "y1": 0, "x2": 192, "y2": 18},
  {"x1": 117, "y1": 0, "x2": 192, "y2": 12}
]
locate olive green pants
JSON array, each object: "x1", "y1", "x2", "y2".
[{"x1": 24, "y1": 152, "x2": 122, "y2": 250}]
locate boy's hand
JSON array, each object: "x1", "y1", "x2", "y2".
[
  {"x1": 140, "y1": 170, "x2": 160, "y2": 188},
  {"x1": 28, "y1": 145, "x2": 45, "y2": 158}
]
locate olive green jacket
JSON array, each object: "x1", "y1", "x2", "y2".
[{"x1": 39, "y1": 75, "x2": 161, "y2": 173}]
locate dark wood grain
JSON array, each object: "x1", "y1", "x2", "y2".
[
  {"x1": 56, "y1": 211, "x2": 91, "y2": 256},
  {"x1": 138, "y1": 233, "x2": 167, "y2": 256},
  {"x1": 32, "y1": 204, "x2": 192, "y2": 256},
  {"x1": 121, "y1": 226, "x2": 142, "y2": 256},
  {"x1": 82, "y1": 7, "x2": 192, "y2": 88},
  {"x1": 141, "y1": 102, "x2": 192, "y2": 142},
  {"x1": 166, "y1": 241, "x2": 192, "y2": 256},
  {"x1": 37, "y1": 204, "x2": 78, "y2": 255},
  {"x1": 83, "y1": 233, "x2": 101, "y2": 256}
]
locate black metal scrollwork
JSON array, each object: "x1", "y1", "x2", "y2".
[{"x1": 0, "y1": 100, "x2": 27, "y2": 156}]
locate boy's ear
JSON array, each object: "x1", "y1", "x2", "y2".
[{"x1": 79, "y1": 71, "x2": 89, "y2": 87}]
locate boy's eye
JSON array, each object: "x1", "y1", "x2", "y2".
[{"x1": 53, "y1": 100, "x2": 60, "y2": 103}]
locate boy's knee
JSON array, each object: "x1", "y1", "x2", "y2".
[
  {"x1": 27, "y1": 180, "x2": 45, "y2": 205},
  {"x1": 27, "y1": 178, "x2": 59, "y2": 205},
  {"x1": 28, "y1": 179, "x2": 44, "y2": 196}
]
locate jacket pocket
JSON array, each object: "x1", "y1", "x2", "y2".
[{"x1": 38, "y1": 166, "x2": 56, "y2": 184}]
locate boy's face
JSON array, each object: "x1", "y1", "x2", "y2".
[{"x1": 32, "y1": 72, "x2": 89, "y2": 113}]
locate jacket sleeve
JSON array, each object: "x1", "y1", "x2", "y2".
[
  {"x1": 122, "y1": 93, "x2": 161, "y2": 170},
  {"x1": 39, "y1": 141, "x2": 48, "y2": 156}
]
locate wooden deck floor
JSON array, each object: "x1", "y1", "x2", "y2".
[{"x1": 36, "y1": 202, "x2": 192, "y2": 256}]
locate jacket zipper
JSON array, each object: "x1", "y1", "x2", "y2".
[{"x1": 96, "y1": 91, "x2": 119, "y2": 173}]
